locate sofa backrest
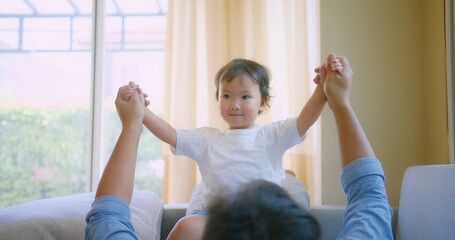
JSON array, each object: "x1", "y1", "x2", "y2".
[
  {"x1": 160, "y1": 204, "x2": 398, "y2": 240},
  {"x1": 396, "y1": 164, "x2": 455, "y2": 240}
]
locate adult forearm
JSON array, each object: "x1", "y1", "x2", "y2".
[
  {"x1": 331, "y1": 104, "x2": 375, "y2": 168},
  {"x1": 96, "y1": 127, "x2": 141, "y2": 203}
]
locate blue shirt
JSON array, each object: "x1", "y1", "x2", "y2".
[
  {"x1": 338, "y1": 157, "x2": 394, "y2": 239},
  {"x1": 85, "y1": 196, "x2": 138, "y2": 240}
]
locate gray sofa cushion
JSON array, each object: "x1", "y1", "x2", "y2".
[
  {"x1": 396, "y1": 164, "x2": 455, "y2": 240},
  {"x1": 0, "y1": 190, "x2": 163, "y2": 240}
]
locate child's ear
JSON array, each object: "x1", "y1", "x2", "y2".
[{"x1": 258, "y1": 103, "x2": 266, "y2": 114}]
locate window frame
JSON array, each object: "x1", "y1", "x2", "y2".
[{"x1": 447, "y1": 0, "x2": 455, "y2": 164}]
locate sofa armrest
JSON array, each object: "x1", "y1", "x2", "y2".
[{"x1": 0, "y1": 190, "x2": 163, "y2": 240}]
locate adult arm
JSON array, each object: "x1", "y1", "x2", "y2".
[
  {"x1": 95, "y1": 85, "x2": 145, "y2": 203},
  {"x1": 322, "y1": 54, "x2": 375, "y2": 166},
  {"x1": 85, "y1": 85, "x2": 146, "y2": 240},
  {"x1": 322, "y1": 54, "x2": 393, "y2": 239}
]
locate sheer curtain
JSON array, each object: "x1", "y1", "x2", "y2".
[{"x1": 163, "y1": 0, "x2": 321, "y2": 205}]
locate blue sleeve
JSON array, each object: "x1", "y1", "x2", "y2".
[
  {"x1": 337, "y1": 157, "x2": 393, "y2": 240},
  {"x1": 85, "y1": 196, "x2": 139, "y2": 240}
]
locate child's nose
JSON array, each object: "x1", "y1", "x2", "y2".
[{"x1": 230, "y1": 101, "x2": 240, "y2": 110}]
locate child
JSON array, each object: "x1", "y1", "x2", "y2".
[{"x1": 123, "y1": 58, "x2": 343, "y2": 240}]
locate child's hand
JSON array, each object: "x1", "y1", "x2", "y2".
[
  {"x1": 313, "y1": 64, "x2": 326, "y2": 84},
  {"x1": 331, "y1": 57, "x2": 344, "y2": 75},
  {"x1": 313, "y1": 56, "x2": 344, "y2": 84},
  {"x1": 121, "y1": 81, "x2": 150, "y2": 107},
  {"x1": 143, "y1": 91, "x2": 151, "y2": 107},
  {"x1": 120, "y1": 83, "x2": 135, "y2": 101}
]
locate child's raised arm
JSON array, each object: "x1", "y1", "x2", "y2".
[
  {"x1": 296, "y1": 58, "x2": 344, "y2": 137},
  {"x1": 143, "y1": 108, "x2": 177, "y2": 149},
  {"x1": 122, "y1": 81, "x2": 177, "y2": 149},
  {"x1": 296, "y1": 84, "x2": 327, "y2": 137}
]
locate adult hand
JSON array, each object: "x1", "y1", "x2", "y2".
[
  {"x1": 313, "y1": 55, "x2": 343, "y2": 85},
  {"x1": 321, "y1": 53, "x2": 353, "y2": 110},
  {"x1": 115, "y1": 84, "x2": 145, "y2": 131}
]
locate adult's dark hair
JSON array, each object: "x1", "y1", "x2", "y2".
[
  {"x1": 214, "y1": 58, "x2": 272, "y2": 113},
  {"x1": 203, "y1": 180, "x2": 320, "y2": 240}
]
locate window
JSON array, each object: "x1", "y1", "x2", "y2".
[{"x1": 0, "y1": 0, "x2": 167, "y2": 208}]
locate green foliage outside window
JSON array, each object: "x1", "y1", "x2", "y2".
[{"x1": 0, "y1": 107, "x2": 163, "y2": 208}]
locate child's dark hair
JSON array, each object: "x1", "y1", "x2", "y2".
[
  {"x1": 203, "y1": 180, "x2": 321, "y2": 240},
  {"x1": 214, "y1": 59, "x2": 272, "y2": 112}
]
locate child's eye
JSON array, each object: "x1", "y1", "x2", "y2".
[
  {"x1": 222, "y1": 94, "x2": 230, "y2": 99},
  {"x1": 242, "y1": 95, "x2": 251, "y2": 100}
]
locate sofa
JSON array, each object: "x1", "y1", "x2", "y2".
[
  {"x1": 162, "y1": 204, "x2": 397, "y2": 240},
  {"x1": 1, "y1": 164, "x2": 454, "y2": 240},
  {"x1": 0, "y1": 190, "x2": 396, "y2": 240}
]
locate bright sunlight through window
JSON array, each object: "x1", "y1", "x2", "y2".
[{"x1": 0, "y1": 0, "x2": 167, "y2": 208}]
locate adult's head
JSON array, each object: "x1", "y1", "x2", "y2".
[{"x1": 204, "y1": 179, "x2": 320, "y2": 240}]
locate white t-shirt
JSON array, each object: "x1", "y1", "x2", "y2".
[{"x1": 171, "y1": 117, "x2": 305, "y2": 211}]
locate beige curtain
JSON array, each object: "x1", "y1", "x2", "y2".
[{"x1": 163, "y1": 0, "x2": 321, "y2": 205}]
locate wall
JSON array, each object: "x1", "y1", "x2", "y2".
[{"x1": 319, "y1": 0, "x2": 447, "y2": 207}]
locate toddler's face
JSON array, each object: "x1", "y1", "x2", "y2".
[{"x1": 218, "y1": 76, "x2": 264, "y2": 129}]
